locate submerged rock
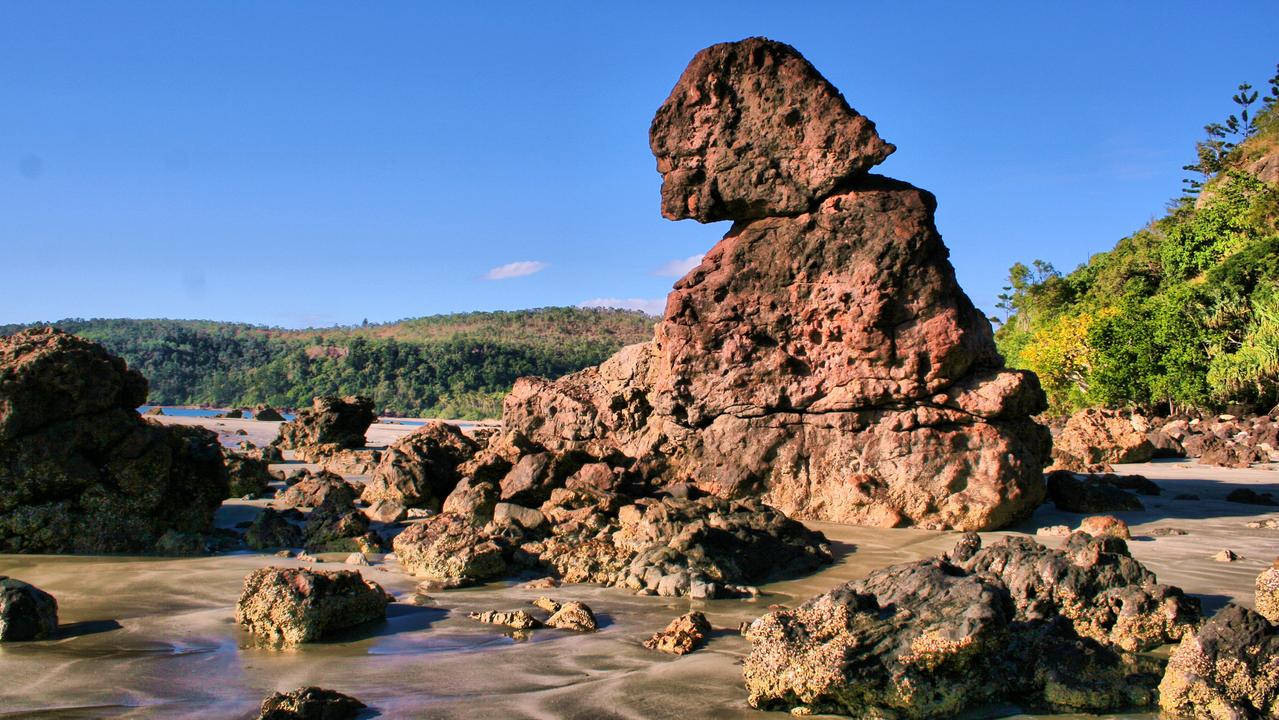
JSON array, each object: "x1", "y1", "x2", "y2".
[
  {"x1": 1158, "y1": 604, "x2": 1279, "y2": 719},
  {"x1": 257, "y1": 686, "x2": 366, "y2": 720},
  {"x1": 0, "y1": 328, "x2": 229, "y2": 553},
  {"x1": 644, "y1": 611, "x2": 711, "y2": 655},
  {"x1": 235, "y1": 566, "x2": 389, "y2": 647},
  {"x1": 0, "y1": 576, "x2": 58, "y2": 641},
  {"x1": 360, "y1": 421, "x2": 477, "y2": 510},
  {"x1": 743, "y1": 533, "x2": 1198, "y2": 717},
  {"x1": 273, "y1": 396, "x2": 375, "y2": 451},
  {"x1": 497, "y1": 37, "x2": 1050, "y2": 532}
]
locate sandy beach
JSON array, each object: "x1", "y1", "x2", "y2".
[{"x1": 0, "y1": 416, "x2": 1275, "y2": 719}]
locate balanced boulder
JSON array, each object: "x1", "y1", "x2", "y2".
[
  {"x1": 0, "y1": 328, "x2": 229, "y2": 553},
  {"x1": 500, "y1": 38, "x2": 1050, "y2": 531}
]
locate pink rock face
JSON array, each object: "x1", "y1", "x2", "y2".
[
  {"x1": 650, "y1": 37, "x2": 894, "y2": 223},
  {"x1": 502, "y1": 38, "x2": 1050, "y2": 531}
]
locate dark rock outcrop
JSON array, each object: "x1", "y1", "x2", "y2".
[
  {"x1": 1226, "y1": 488, "x2": 1278, "y2": 506},
  {"x1": 273, "y1": 396, "x2": 374, "y2": 451},
  {"x1": 497, "y1": 38, "x2": 1049, "y2": 531},
  {"x1": 360, "y1": 421, "x2": 477, "y2": 509},
  {"x1": 0, "y1": 576, "x2": 58, "y2": 641},
  {"x1": 244, "y1": 508, "x2": 303, "y2": 550},
  {"x1": 254, "y1": 406, "x2": 286, "y2": 422},
  {"x1": 236, "y1": 566, "x2": 389, "y2": 646},
  {"x1": 1158, "y1": 604, "x2": 1279, "y2": 719},
  {"x1": 303, "y1": 502, "x2": 381, "y2": 554},
  {"x1": 743, "y1": 532, "x2": 1199, "y2": 717},
  {"x1": 225, "y1": 453, "x2": 274, "y2": 498},
  {"x1": 257, "y1": 687, "x2": 365, "y2": 720},
  {"x1": 1045, "y1": 470, "x2": 1145, "y2": 513},
  {"x1": 0, "y1": 328, "x2": 229, "y2": 553}
]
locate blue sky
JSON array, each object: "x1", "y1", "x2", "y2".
[{"x1": 3, "y1": 2, "x2": 1277, "y2": 327}]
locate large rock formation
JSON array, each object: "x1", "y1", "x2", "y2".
[
  {"x1": 0, "y1": 576, "x2": 58, "y2": 641},
  {"x1": 360, "y1": 421, "x2": 477, "y2": 510},
  {"x1": 236, "y1": 566, "x2": 389, "y2": 647},
  {"x1": 0, "y1": 328, "x2": 229, "y2": 553},
  {"x1": 273, "y1": 396, "x2": 375, "y2": 452},
  {"x1": 1158, "y1": 604, "x2": 1279, "y2": 719},
  {"x1": 743, "y1": 532, "x2": 1200, "y2": 717},
  {"x1": 500, "y1": 38, "x2": 1049, "y2": 530}
]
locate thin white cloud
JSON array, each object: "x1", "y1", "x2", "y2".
[
  {"x1": 579, "y1": 297, "x2": 665, "y2": 317},
  {"x1": 654, "y1": 253, "x2": 704, "y2": 277},
  {"x1": 483, "y1": 260, "x2": 548, "y2": 280}
]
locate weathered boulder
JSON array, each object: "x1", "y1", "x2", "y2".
[
  {"x1": 257, "y1": 687, "x2": 366, "y2": 720},
  {"x1": 536, "y1": 598, "x2": 598, "y2": 632},
  {"x1": 744, "y1": 533, "x2": 1196, "y2": 717},
  {"x1": 1201, "y1": 439, "x2": 1268, "y2": 468},
  {"x1": 236, "y1": 442, "x2": 284, "y2": 464},
  {"x1": 391, "y1": 513, "x2": 506, "y2": 585},
  {"x1": 0, "y1": 328, "x2": 229, "y2": 553},
  {"x1": 273, "y1": 396, "x2": 374, "y2": 450},
  {"x1": 493, "y1": 502, "x2": 545, "y2": 530},
  {"x1": 254, "y1": 406, "x2": 286, "y2": 422},
  {"x1": 303, "y1": 502, "x2": 381, "y2": 554},
  {"x1": 1078, "y1": 515, "x2": 1132, "y2": 539},
  {"x1": 235, "y1": 566, "x2": 389, "y2": 646},
  {"x1": 468, "y1": 609, "x2": 540, "y2": 630},
  {"x1": 499, "y1": 38, "x2": 1050, "y2": 531},
  {"x1": 1158, "y1": 604, "x2": 1279, "y2": 719},
  {"x1": 440, "y1": 477, "x2": 498, "y2": 520},
  {"x1": 293, "y1": 445, "x2": 381, "y2": 475},
  {"x1": 1052, "y1": 409, "x2": 1155, "y2": 471},
  {"x1": 225, "y1": 453, "x2": 274, "y2": 498},
  {"x1": 360, "y1": 421, "x2": 477, "y2": 509},
  {"x1": 278, "y1": 470, "x2": 357, "y2": 509},
  {"x1": 244, "y1": 508, "x2": 303, "y2": 550},
  {"x1": 650, "y1": 37, "x2": 894, "y2": 223},
  {"x1": 1259, "y1": 562, "x2": 1279, "y2": 623},
  {"x1": 644, "y1": 611, "x2": 711, "y2": 655},
  {"x1": 1045, "y1": 470, "x2": 1145, "y2": 513},
  {"x1": 0, "y1": 576, "x2": 58, "y2": 641}
]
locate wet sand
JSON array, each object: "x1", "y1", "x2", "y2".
[{"x1": 2, "y1": 425, "x2": 1276, "y2": 718}]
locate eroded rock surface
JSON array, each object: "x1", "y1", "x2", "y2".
[
  {"x1": 1158, "y1": 604, "x2": 1279, "y2": 719},
  {"x1": 257, "y1": 686, "x2": 366, "y2": 720},
  {"x1": 273, "y1": 396, "x2": 374, "y2": 452},
  {"x1": 644, "y1": 611, "x2": 711, "y2": 655},
  {"x1": 743, "y1": 533, "x2": 1198, "y2": 717},
  {"x1": 235, "y1": 566, "x2": 388, "y2": 647},
  {"x1": 1052, "y1": 409, "x2": 1155, "y2": 472},
  {"x1": 0, "y1": 328, "x2": 229, "y2": 553},
  {"x1": 361, "y1": 421, "x2": 477, "y2": 510},
  {"x1": 498, "y1": 38, "x2": 1049, "y2": 531}
]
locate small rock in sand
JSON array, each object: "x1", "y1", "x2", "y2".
[
  {"x1": 236, "y1": 566, "x2": 389, "y2": 647},
  {"x1": 257, "y1": 686, "x2": 365, "y2": 719},
  {"x1": 1247, "y1": 518, "x2": 1279, "y2": 529},
  {"x1": 0, "y1": 576, "x2": 59, "y2": 641},
  {"x1": 345, "y1": 553, "x2": 369, "y2": 566},
  {"x1": 1214, "y1": 549, "x2": 1243, "y2": 562},
  {"x1": 1149, "y1": 527, "x2": 1190, "y2": 537},
  {"x1": 1225, "y1": 488, "x2": 1279, "y2": 506},
  {"x1": 467, "y1": 610, "x2": 541, "y2": 630},
  {"x1": 533, "y1": 598, "x2": 598, "y2": 632},
  {"x1": 644, "y1": 611, "x2": 711, "y2": 655},
  {"x1": 1078, "y1": 515, "x2": 1131, "y2": 539},
  {"x1": 520, "y1": 577, "x2": 560, "y2": 590},
  {"x1": 1036, "y1": 525, "x2": 1072, "y2": 537}
]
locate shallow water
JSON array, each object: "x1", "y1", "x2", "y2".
[{"x1": 1, "y1": 460, "x2": 1275, "y2": 719}]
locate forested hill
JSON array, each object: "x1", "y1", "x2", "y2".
[
  {"x1": 0, "y1": 308, "x2": 656, "y2": 419},
  {"x1": 996, "y1": 64, "x2": 1279, "y2": 416}
]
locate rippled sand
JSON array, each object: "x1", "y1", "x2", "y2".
[{"x1": 1, "y1": 446, "x2": 1275, "y2": 718}]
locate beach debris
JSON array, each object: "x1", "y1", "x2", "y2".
[
  {"x1": 360, "y1": 422, "x2": 476, "y2": 510},
  {"x1": 0, "y1": 328, "x2": 228, "y2": 553},
  {"x1": 644, "y1": 611, "x2": 711, "y2": 655},
  {"x1": 236, "y1": 566, "x2": 388, "y2": 647},
  {"x1": 1045, "y1": 470, "x2": 1145, "y2": 513},
  {"x1": 1050, "y1": 409, "x2": 1155, "y2": 473},
  {"x1": 1257, "y1": 561, "x2": 1279, "y2": 623},
  {"x1": 0, "y1": 576, "x2": 58, "y2": 641},
  {"x1": 490, "y1": 36, "x2": 1052, "y2": 532},
  {"x1": 1158, "y1": 604, "x2": 1279, "y2": 719},
  {"x1": 745, "y1": 532, "x2": 1200, "y2": 716},
  {"x1": 1078, "y1": 515, "x2": 1132, "y2": 539},
  {"x1": 1214, "y1": 549, "x2": 1243, "y2": 562},
  {"x1": 1226, "y1": 488, "x2": 1279, "y2": 506},
  {"x1": 467, "y1": 609, "x2": 541, "y2": 630},
  {"x1": 257, "y1": 686, "x2": 366, "y2": 719}
]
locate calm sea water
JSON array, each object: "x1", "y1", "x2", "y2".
[{"x1": 137, "y1": 406, "x2": 297, "y2": 421}]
